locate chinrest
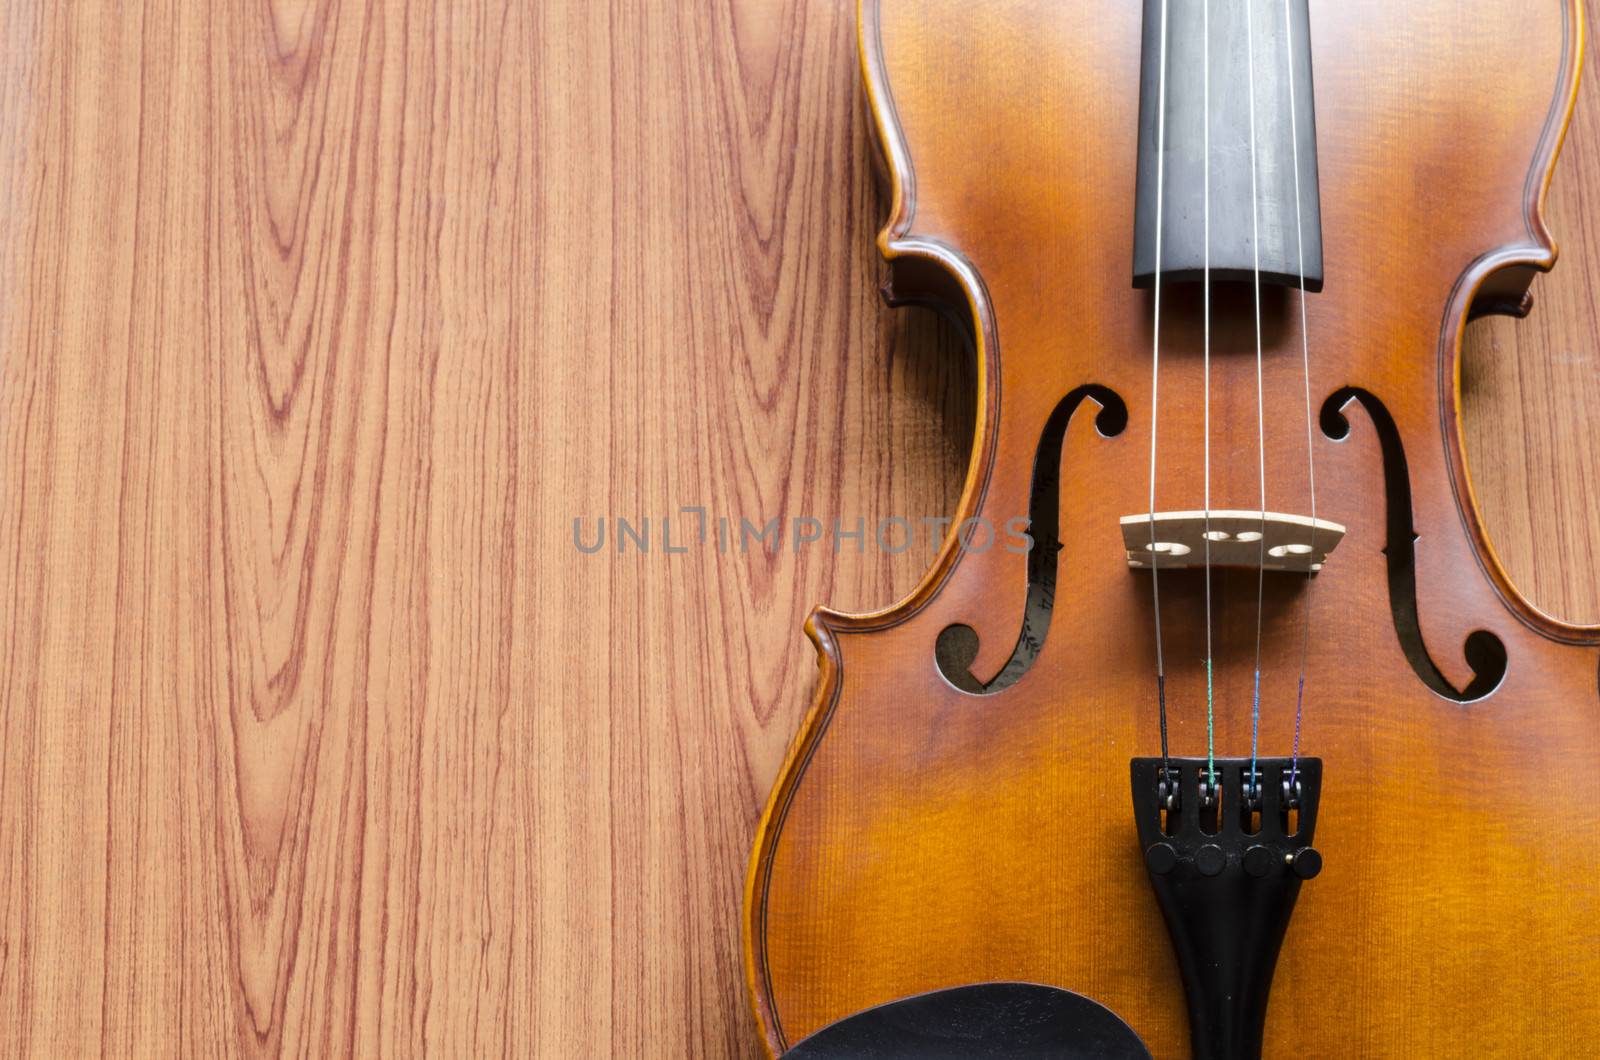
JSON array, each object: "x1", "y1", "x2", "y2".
[{"x1": 783, "y1": 982, "x2": 1152, "y2": 1059}]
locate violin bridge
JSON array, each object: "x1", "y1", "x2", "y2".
[{"x1": 1119, "y1": 510, "x2": 1346, "y2": 573}]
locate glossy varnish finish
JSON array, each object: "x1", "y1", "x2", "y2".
[
  {"x1": 0, "y1": 1, "x2": 1595, "y2": 1057},
  {"x1": 748, "y1": 1, "x2": 1600, "y2": 1056}
]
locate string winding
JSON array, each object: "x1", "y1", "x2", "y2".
[
  {"x1": 1201, "y1": 0, "x2": 1216, "y2": 793},
  {"x1": 1283, "y1": 0, "x2": 1319, "y2": 794},
  {"x1": 1148, "y1": 0, "x2": 1173, "y2": 780},
  {"x1": 1245, "y1": 0, "x2": 1268, "y2": 799}
]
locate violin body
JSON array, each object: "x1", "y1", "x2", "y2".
[{"x1": 745, "y1": 0, "x2": 1600, "y2": 1055}]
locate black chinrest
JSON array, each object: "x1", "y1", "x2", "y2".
[{"x1": 784, "y1": 982, "x2": 1152, "y2": 1059}]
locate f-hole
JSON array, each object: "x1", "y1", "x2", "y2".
[
  {"x1": 935, "y1": 384, "x2": 1128, "y2": 693},
  {"x1": 1320, "y1": 387, "x2": 1508, "y2": 702}
]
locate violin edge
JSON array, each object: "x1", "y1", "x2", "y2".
[
  {"x1": 1443, "y1": 0, "x2": 1600, "y2": 645},
  {"x1": 744, "y1": 0, "x2": 1040, "y2": 1048},
  {"x1": 742, "y1": 609, "x2": 838, "y2": 1057},
  {"x1": 831, "y1": 0, "x2": 1005, "y2": 638}
]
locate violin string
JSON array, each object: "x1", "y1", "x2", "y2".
[
  {"x1": 1201, "y1": 0, "x2": 1216, "y2": 794},
  {"x1": 1283, "y1": 0, "x2": 1317, "y2": 794},
  {"x1": 1148, "y1": 0, "x2": 1172, "y2": 775},
  {"x1": 1245, "y1": 0, "x2": 1268, "y2": 798}
]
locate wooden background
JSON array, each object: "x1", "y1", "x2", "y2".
[{"x1": 0, "y1": 2, "x2": 1594, "y2": 1056}]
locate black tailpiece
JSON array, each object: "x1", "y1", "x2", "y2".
[{"x1": 1130, "y1": 756, "x2": 1322, "y2": 1060}]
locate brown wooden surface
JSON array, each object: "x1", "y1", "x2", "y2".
[{"x1": 0, "y1": 1, "x2": 1593, "y2": 1057}]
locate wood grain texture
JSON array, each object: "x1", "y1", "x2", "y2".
[{"x1": 0, "y1": 1, "x2": 1589, "y2": 1057}]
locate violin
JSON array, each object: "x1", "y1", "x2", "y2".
[{"x1": 744, "y1": 0, "x2": 1600, "y2": 1057}]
